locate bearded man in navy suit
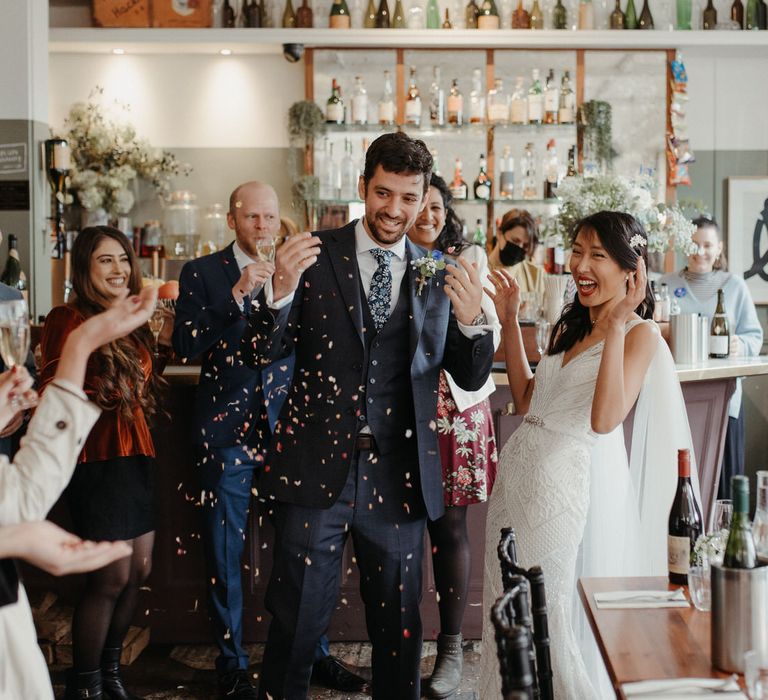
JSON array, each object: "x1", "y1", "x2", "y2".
[{"x1": 243, "y1": 133, "x2": 495, "y2": 700}]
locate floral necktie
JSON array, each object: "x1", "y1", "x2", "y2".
[{"x1": 367, "y1": 248, "x2": 394, "y2": 331}]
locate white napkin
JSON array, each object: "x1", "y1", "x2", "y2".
[
  {"x1": 594, "y1": 588, "x2": 690, "y2": 609},
  {"x1": 622, "y1": 676, "x2": 746, "y2": 698}
]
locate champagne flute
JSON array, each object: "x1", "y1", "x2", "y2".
[
  {"x1": 0, "y1": 300, "x2": 32, "y2": 410},
  {"x1": 535, "y1": 317, "x2": 551, "y2": 358},
  {"x1": 255, "y1": 237, "x2": 276, "y2": 263},
  {"x1": 147, "y1": 307, "x2": 165, "y2": 358}
]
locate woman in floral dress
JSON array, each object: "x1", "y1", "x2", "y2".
[{"x1": 407, "y1": 174, "x2": 501, "y2": 698}]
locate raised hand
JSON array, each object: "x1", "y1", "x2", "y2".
[
  {"x1": 271, "y1": 232, "x2": 322, "y2": 302},
  {"x1": 484, "y1": 269, "x2": 522, "y2": 325},
  {"x1": 0, "y1": 366, "x2": 37, "y2": 433},
  {"x1": 443, "y1": 257, "x2": 483, "y2": 326},
  {"x1": 77, "y1": 286, "x2": 159, "y2": 352},
  {"x1": 232, "y1": 261, "x2": 275, "y2": 305},
  {"x1": 604, "y1": 258, "x2": 648, "y2": 329}
]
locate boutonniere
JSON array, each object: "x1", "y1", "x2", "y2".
[{"x1": 411, "y1": 250, "x2": 446, "y2": 296}]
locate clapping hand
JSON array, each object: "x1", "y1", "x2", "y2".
[
  {"x1": 603, "y1": 258, "x2": 648, "y2": 329},
  {"x1": 444, "y1": 258, "x2": 484, "y2": 326},
  {"x1": 271, "y1": 232, "x2": 322, "y2": 303},
  {"x1": 485, "y1": 269, "x2": 522, "y2": 325},
  {"x1": 0, "y1": 366, "x2": 37, "y2": 434},
  {"x1": 77, "y1": 286, "x2": 158, "y2": 351}
]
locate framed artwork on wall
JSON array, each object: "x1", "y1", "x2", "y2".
[{"x1": 726, "y1": 176, "x2": 768, "y2": 305}]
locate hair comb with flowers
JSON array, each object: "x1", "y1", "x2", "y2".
[{"x1": 629, "y1": 234, "x2": 647, "y2": 249}]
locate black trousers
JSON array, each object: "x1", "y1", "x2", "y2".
[
  {"x1": 719, "y1": 406, "x2": 745, "y2": 500},
  {"x1": 258, "y1": 448, "x2": 427, "y2": 700}
]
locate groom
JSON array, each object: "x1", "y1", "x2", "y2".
[{"x1": 242, "y1": 132, "x2": 495, "y2": 699}]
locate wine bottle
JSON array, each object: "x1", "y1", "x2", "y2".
[
  {"x1": 466, "y1": 0, "x2": 480, "y2": 26},
  {"x1": 753, "y1": 471, "x2": 768, "y2": 565},
  {"x1": 544, "y1": 68, "x2": 559, "y2": 124},
  {"x1": 759, "y1": 0, "x2": 767, "y2": 28},
  {"x1": 244, "y1": 0, "x2": 261, "y2": 26},
  {"x1": 473, "y1": 154, "x2": 492, "y2": 200},
  {"x1": 296, "y1": 0, "x2": 313, "y2": 26},
  {"x1": 746, "y1": 0, "x2": 759, "y2": 27},
  {"x1": 709, "y1": 288, "x2": 730, "y2": 358},
  {"x1": 558, "y1": 70, "x2": 575, "y2": 123},
  {"x1": 447, "y1": 79, "x2": 464, "y2": 125},
  {"x1": 638, "y1": 0, "x2": 654, "y2": 27},
  {"x1": 731, "y1": 0, "x2": 744, "y2": 25},
  {"x1": 223, "y1": 0, "x2": 237, "y2": 26},
  {"x1": 0, "y1": 234, "x2": 28, "y2": 302},
  {"x1": 499, "y1": 146, "x2": 515, "y2": 199},
  {"x1": 283, "y1": 0, "x2": 297, "y2": 27},
  {"x1": 512, "y1": 0, "x2": 531, "y2": 27},
  {"x1": 625, "y1": 0, "x2": 639, "y2": 26},
  {"x1": 723, "y1": 475, "x2": 757, "y2": 569},
  {"x1": 376, "y1": 0, "x2": 391, "y2": 27},
  {"x1": 553, "y1": 0, "x2": 568, "y2": 26},
  {"x1": 702, "y1": 0, "x2": 717, "y2": 26},
  {"x1": 364, "y1": 0, "x2": 377, "y2": 26},
  {"x1": 530, "y1": 0, "x2": 544, "y2": 27},
  {"x1": 405, "y1": 66, "x2": 422, "y2": 126},
  {"x1": 450, "y1": 158, "x2": 468, "y2": 200},
  {"x1": 326, "y1": 79, "x2": 345, "y2": 123},
  {"x1": 393, "y1": 0, "x2": 407, "y2": 25},
  {"x1": 667, "y1": 448, "x2": 703, "y2": 585},
  {"x1": 378, "y1": 70, "x2": 395, "y2": 124},
  {"x1": 610, "y1": 0, "x2": 626, "y2": 26},
  {"x1": 329, "y1": 0, "x2": 352, "y2": 27},
  {"x1": 477, "y1": 0, "x2": 501, "y2": 28},
  {"x1": 426, "y1": 0, "x2": 442, "y2": 27}
]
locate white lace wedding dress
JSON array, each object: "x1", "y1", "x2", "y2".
[{"x1": 480, "y1": 319, "x2": 701, "y2": 699}]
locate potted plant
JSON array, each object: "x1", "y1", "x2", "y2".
[{"x1": 287, "y1": 100, "x2": 326, "y2": 229}]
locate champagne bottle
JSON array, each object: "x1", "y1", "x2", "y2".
[
  {"x1": 405, "y1": 66, "x2": 422, "y2": 126},
  {"x1": 731, "y1": 0, "x2": 744, "y2": 25},
  {"x1": 330, "y1": 0, "x2": 352, "y2": 27},
  {"x1": 376, "y1": 0, "x2": 391, "y2": 27},
  {"x1": 638, "y1": 0, "x2": 654, "y2": 27},
  {"x1": 393, "y1": 0, "x2": 407, "y2": 25},
  {"x1": 326, "y1": 79, "x2": 345, "y2": 123},
  {"x1": 296, "y1": 0, "x2": 313, "y2": 26},
  {"x1": 667, "y1": 448, "x2": 703, "y2": 585},
  {"x1": 553, "y1": 0, "x2": 568, "y2": 26},
  {"x1": 426, "y1": 0, "x2": 442, "y2": 27},
  {"x1": 466, "y1": 0, "x2": 480, "y2": 26},
  {"x1": 283, "y1": 0, "x2": 297, "y2": 28},
  {"x1": 447, "y1": 79, "x2": 464, "y2": 125},
  {"x1": 723, "y1": 475, "x2": 757, "y2": 569},
  {"x1": 477, "y1": 0, "x2": 501, "y2": 28},
  {"x1": 473, "y1": 154, "x2": 492, "y2": 200},
  {"x1": 512, "y1": 0, "x2": 532, "y2": 27},
  {"x1": 378, "y1": 70, "x2": 395, "y2": 124},
  {"x1": 610, "y1": 0, "x2": 626, "y2": 26},
  {"x1": 365, "y1": 0, "x2": 377, "y2": 26},
  {"x1": 0, "y1": 234, "x2": 28, "y2": 302},
  {"x1": 702, "y1": 0, "x2": 717, "y2": 27},
  {"x1": 753, "y1": 471, "x2": 768, "y2": 565},
  {"x1": 625, "y1": 0, "x2": 639, "y2": 26},
  {"x1": 450, "y1": 158, "x2": 468, "y2": 200},
  {"x1": 709, "y1": 288, "x2": 730, "y2": 358}
]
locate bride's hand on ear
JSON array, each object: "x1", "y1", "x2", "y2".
[{"x1": 606, "y1": 258, "x2": 648, "y2": 328}]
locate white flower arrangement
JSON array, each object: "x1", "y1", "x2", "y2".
[
  {"x1": 693, "y1": 531, "x2": 726, "y2": 567},
  {"x1": 57, "y1": 87, "x2": 191, "y2": 217},
  {"x1": 552, "y1": 174, "x2": 697, "y2": 254},
  {"x1": 411, "y1": 250, "x2": 447, "y2": 295}
]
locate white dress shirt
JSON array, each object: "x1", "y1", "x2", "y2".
[{"x1": 232, "y1": 241, "x2": 262, "y2": 311}]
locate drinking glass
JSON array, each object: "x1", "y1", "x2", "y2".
[
  {"x1": 255, "y1": 237, "x2": 276, "y2": 263},
  {"x1": 712, "y1": 498, "x2": 733, "y2": 534},
  {"x1": 745, "y1": 649, "x2": 768, "y2": 700},
  {"x1": 0, "y1": 299, "x2": 30, "y2": 369},
  {"x1": 687, "y1": 565, "x2": 711, "y2": 612},
  {"x1": 535, "y1": 318, "x2": 551, "y2": 357}
]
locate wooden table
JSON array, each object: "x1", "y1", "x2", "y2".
[{"x1": 578, "y1": 576, "x2": 742, "y2": 699}]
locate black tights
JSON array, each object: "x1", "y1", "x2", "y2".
[
  {"x1": 71, "y1": 531, "x2": 155, "y2": 671},
  {"x1": 427, "y1": 506, "x2": 470, "y2": 637}
]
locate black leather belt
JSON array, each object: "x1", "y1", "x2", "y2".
[{"x1": 355, "y1": 434, "x2": 376, "y2": 452}]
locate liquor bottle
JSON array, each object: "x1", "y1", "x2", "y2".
[
  {"x1": 340, "y1": 138, "x2": 358, "y2": 201},
  {"x1": 709, "y1": 288, "x2": 730, "y2": 358},
  {"x1": 759, "y1": 0, "x2": 767, "y2": 28},
  {"x1": 474, "y1": 154, "x2": 492, "y2": 200},
  {"x1": 466, "y1": 0, "x2": 480, "y2": 26},
  {"x1": 610, "y1": 0, "x2": 626, "y2": 26},
  {"x1": 746, "y1": 0, "x2": 759, "y2": 27},
  {"x1": 447, "y1": 79, "x2": 464, "y2": 125},
  {"x1": 351, "y1": 76, "x2": 368, "y2": 125},
  {"x1": 553, "y1": 0, "x2": 568, "y2": 26},
  {"x1": 626, "y1": 0, "x2": 639, "y2": 26},
  {"x1": 487, "y1": 78, "x2": 510, "y2": 125},
  {"x1": 544, "y1": 69, "x2": 559, "y2": 124},
  {"x1": 330, "y1": 0, "x2": 352, "y2": 27},
  {"x1": 724, "y1": 475, "x2": 757, "y2": 568},
  {"x1": 499, "y1": 146, "x2": 515, "y2": 199},
  {"x1": 543, "y1": 139, "x2": 559, "y2": 199},
  {"x1": 731, "y1": 0, "x2": 744, "y2": 25},
  {"x1": 702, "y1": 0, "x2": 717, "y2": 27},
  {"x1": 379, "y1": 70, "x2": 396, "y2": 124},
  {"x1": 566, "y1": 144, "x2": 577, "y2": 176},
  {"x1": 530, "y1": 0, "x2": 544, "y2": 26},
  {"x1": 512, "y1": 0, "x2": 532, "y2": 26},
  {"x1": 667, "y1": 448, "x2": 703, "y2": 585},
  {"x1": 522, "y1": 142, "x2": 538, "y2": 199},
  {"x1": 659, "y1": 282, "x2": 671, "y2": 322},
  {"x1": 405, "y1": 66, "x2": 422, "y2": 126},
  {"x1": 527, "y1": 69, "x2": 544, "y2": 125},
  {"x1": 429, "y1": 66, "x2": 446, "y2": 126},
  {"x1": 478, "y1": 0, "x2": 501, "y2": 28},
  {"x1": 578, "y1": 0, "x2": 595, "y2": 27},
  {"x1": 393, "y1": 0, "x2": 407, "y2": 25},
  {"x1": 258, "y1": 0, "x2": 269, "y2": 26},
  {"x1": 326, "y1": 79, "x2": 345, "y2": 123},
  {"x1": 510, "y1": 76, "x2": 528, "y2": 124},
  {"x1": 558, "y1": 70, "x2": 575, "y2": 124},
  {"x1": 753, "y1": 471, "x2": 768, "y2": 565},
  {"x1": 426, "y1": 0, "x2": 442, "y2": 26},
  {"x1": 431, "y1": 149, "x2": 442, "y2": 176},
  {"x1": 450, "y1": 159, "x2": 469, "y2": 200},
  {"x1": 0, "y1": 235, "x2": 28, "y2": 301},
  {"x1": 296, "y1": 0, "x2": 313, "y2": 26},
  {"x1": 376, "y1": 0, "x2": 391, "y2": 26},
  {"x1": 638, "y1": 0, "x2": 654, "y2": 27},
  {"x1": 469, "y1": 69, "x2": 485, "y2": 123},
  {"x1": 473, "y1": 218, "x2": 487, "y2": 247},
  {"x1": 365, "y1": 0, "x2": 377, "y2": 26},
  {"x1": 223, "y1": 0, "x2": 237, "y2": 26},
  {"x1": 283, "y1": 0, "x2": 297, "y2": 27},
  {"x1": 319, "y1": 139, "x2": 336, "y2": 199},
  {"x1": 244, "y1": 0, "x2": 261, "y2": 26},
  {"x1": 443, "y1": 7, "x2": 454, "y2": 26}
]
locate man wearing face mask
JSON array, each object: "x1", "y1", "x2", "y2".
[{"x1": 488, "y1": 208, "x2": 545, "y2": 296}]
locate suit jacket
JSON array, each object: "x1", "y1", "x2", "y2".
[
  {"x1": 242, "y1": 222, "x2": 494, "y2": 520},
  {"x1": 173, "y1": 243, "x2": 291, "y2": 448}
]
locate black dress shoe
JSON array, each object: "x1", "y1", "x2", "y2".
[
  {"x1": 218, "y1": 669, "x2": 258, "y2": 700},
  {"x1": 311, "y1": 655, "x2": 368, "y2": 692}
]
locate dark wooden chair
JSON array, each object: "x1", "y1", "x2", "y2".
[{"x1": 496, "y1": 528, "x2": 554, "y2": 700}]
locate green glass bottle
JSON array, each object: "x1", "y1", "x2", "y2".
[
  {"x1": 746, "y1": 0, "x2": 759, "y2": 26},
  {"x1": 723, "y1": 476, "x2": 758, "y2": 568},
  {"x1": 393, "y1": 0, "x2": 407, "y2": 25},
  {"x1": 375, "y1": 0, "x2": 391, "y2": 26},
  {"x1": 625, "y1": 0, "x2": 638, "y2": 26},
  {"x1": 426, "y1": 0, "x2": 441, "y2": 26},
  {"x1": 364, "y1": 0, "x2": 377, "y2": 26},
  {"x1": 283, "y1": 0, "x2": 297, "y2": 27},
  {"x1": 553, "y1": 0, "x2": 568, "y2": 27},
  {"x1": 329, "y1": 0, "x2": 352, "y2": 27}
]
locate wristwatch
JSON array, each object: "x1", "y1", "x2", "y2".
[{"x1": 470, "y1": 312, "x2": 487, "y2": 326}]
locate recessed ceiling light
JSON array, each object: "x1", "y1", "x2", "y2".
[
  {"x1": 219, "y1": 48, "x2": 233, "y2": 56},
  {"x1": 112, "y1": 48, "x2": 125, "y2": 55}
]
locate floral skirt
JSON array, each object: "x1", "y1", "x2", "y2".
[{"x1": 437, "y1": 370, "x2": 498, "y2": 507}]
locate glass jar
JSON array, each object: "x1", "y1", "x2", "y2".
[
  {"x1": 163, "y1": 191, "x2": 200, "y2": 260},
  {"x1": 200, "y1": 203, "x2": 230, "y2": 255}
]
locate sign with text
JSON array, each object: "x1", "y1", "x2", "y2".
[{"x1": 0, "y1": 143, "x2": 27, "y2": 174}]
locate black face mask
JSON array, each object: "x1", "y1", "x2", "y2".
[{"x1": 498, "y1": 241, "x2": 526, "y2": 267}]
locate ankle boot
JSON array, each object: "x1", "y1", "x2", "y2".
[
  {"x1": 64, "y1": 669, "x2": 103, "y2": 700},
  {"x1": 100, "y1": 647, "x2": 144, "y2": 700},
  {"x1": 426, "y1": 633, "x2": 463, "y2": 698}
]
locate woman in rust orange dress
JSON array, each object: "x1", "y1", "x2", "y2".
[{"x1": 39, "y1": 226, "x2": 171, "y2": 700}]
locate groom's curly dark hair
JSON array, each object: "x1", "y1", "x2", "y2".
[{"x1": 362, "y1": 132, "x2": 433, "y2": 195}]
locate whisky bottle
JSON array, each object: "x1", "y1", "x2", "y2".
[
  {"x1": 473, "y1": 154, "x2": 492, "y2": 200},
  {"x1": 510, "y1": 76, "x2": 528, "y2": 124},
  {"x1": 527, "y1": 68, "x2": 544, "y2": 125},
  {"x1": 405, "y1": 66, "x2": 422, "y2": 126},
  {"x1": 326, "y1": 79, "x2": 345, "y2": 123},
  {"x1": 447, "y1": 79, "x2": 464, "y2": 125},
  {"x1": 544, "y1": 69, "x2": 559, "y2": 124},
  {"x1": 450, "y1": 158, "x2": 469, "y2": 200}
]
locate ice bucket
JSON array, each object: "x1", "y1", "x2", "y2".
[
  {"x1": 711, "y1": 563, "x2": 768, "y2": 673},
  {"x1": 670, "y1": 313, "x2": 700, "y2": 364}
]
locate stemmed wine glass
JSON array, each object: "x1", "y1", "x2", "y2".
[
  {"x1": 535, "y1": 317, "x2": 551, "y2": 358},
  {"x1": 147, "y1": 299, "x2": 175, "y2": 357},
  {"x1": 712, "y1": 498, "x2": 733, "y2": 534},
  {"x1": 0, "y1": 300, "x2": 32, "y2": 409}
]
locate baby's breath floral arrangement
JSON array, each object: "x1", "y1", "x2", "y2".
[
  {"x1": 411, "y1": 250, "x2": 447, "y2": 296},
  {"x1": 58, "y1": 87, "x2": 191, "y2": 217},
  {"x1": 553, "y1": 174, "x2": 697, "y2": 254}
]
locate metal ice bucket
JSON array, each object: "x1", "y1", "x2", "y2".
[
  {"x1": 711, "y1": 563, "x2": 768, "y2": 673},
  {"x1": 670, "y1": 313, "x2": 700, "y2": 364}
]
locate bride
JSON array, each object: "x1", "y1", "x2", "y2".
[{"x1": 479, "y1": 211, "x2": 701, "y2": 698}]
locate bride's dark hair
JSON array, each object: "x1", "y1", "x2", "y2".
[{"x1": 547, "y1": 210, "x2": 655, "y2": 356}]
